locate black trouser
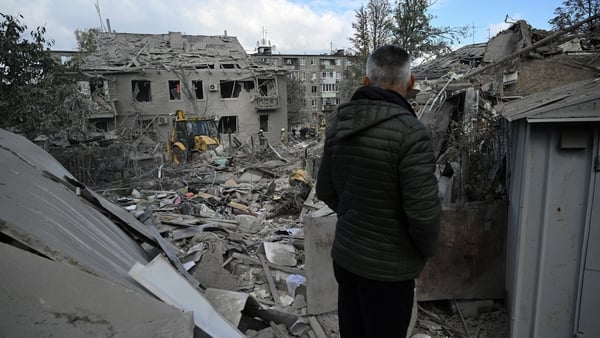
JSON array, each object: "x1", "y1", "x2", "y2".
[{"x1": 333, "y1": 262, "x2": 415, "y2": 338}]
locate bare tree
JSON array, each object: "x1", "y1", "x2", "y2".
[
  {"x1": 350, "y1": 5, "x2": 371, "y2": 60},
  {"x1": 349, "y1": 0, "x2": 393, "y2": 57},
  {"x1": 346, "y1": 1, "x2": 393, "y2": 96}
]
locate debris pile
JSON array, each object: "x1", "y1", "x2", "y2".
[{"x1": 411, "y1": 19, "x2": 600, "y2": 205}]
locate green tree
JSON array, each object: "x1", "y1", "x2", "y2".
[
  {"x1": 392, "y1": 0, "x2": 468, "y2": 58},
  {"x1": 73, "y1": 27, "x2": 99, "y2": 64},
  {"x1": 549, "y1": 0, "x2": 600, "y2": 33},
  {"x1": 0, "y1": 13, "x2": 85, "y2": 139},
  {"x1": 286, "y1": 77, "x2": 306, "y2": 128}
]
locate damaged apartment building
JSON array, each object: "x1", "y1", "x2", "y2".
[
  {"x1": 73, "y1": 31, "x2": 289, "y2": 145},
  {"x1": 250, "y1": 40, "x2": 351, "y2": 129}
]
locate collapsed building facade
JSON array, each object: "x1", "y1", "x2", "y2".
[
  {"x1": 407, "y1": 18, "x2": 600, "y2": 338},
  {"x1": 76, "y1": 31, "x2": 289, "y2": 145}
]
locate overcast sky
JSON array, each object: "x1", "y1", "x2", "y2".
[{"x1": 2, "y1": 0, "x2": 565, "y2": 54}]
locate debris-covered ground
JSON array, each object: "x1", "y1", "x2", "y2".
[{"x1": 70, "y1": 131, "x2": 508, "y2": 338}]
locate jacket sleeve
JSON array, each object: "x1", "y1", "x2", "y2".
[
  {"x1": 398, "y1": 121, "x2": 441, "y2": 257},
  {"x1": 316, "y1": 133, "x2": 338, "y2": 212}
]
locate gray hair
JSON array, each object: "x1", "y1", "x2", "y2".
[{"x1": 366, "y1": 45, "x2": 411, "y2": 88}]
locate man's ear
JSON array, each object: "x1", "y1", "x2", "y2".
[
  {"x1": 407, "y1": 73, "x2": 415, "y2": 92},
  {"x1": 363, "y1": 76, "x2": 370, "y2": 86}
]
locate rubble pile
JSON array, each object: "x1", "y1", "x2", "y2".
[{"x1": 92, "y1": 135, "x2": 337, "y2": 337}]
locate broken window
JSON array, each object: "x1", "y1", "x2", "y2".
[
  {"x1": 220, "y1": 80, "x2": 254, "y2": 98},
  {"x1": 220, "y1": 64, "x2": 240, "y2": 69},
  {"x1": 131, "y1": 80, "x2": 151, "y2": 102},
  {"x1": 259, "y1": 114, "x2": 269, "y2": 132},
  {"x1": 90, "y1": 79, "x2": 108, "y2": 98},
  {"x1": 168, "y1": 80, "x2": 182, "y2": 101},
  {"x1": 258, "y1": 78, "x2": 276, "y2": 97},
  {"x1": 311, "y1": 86, "x2": 317, "y2": 93},
  {"x1": 78, "y1": 81, "x2": 91, "y2": 96},
  {"x1": 90, "y1": 118, "x2": 110, "y2": 132},
  {"x1": 195, "y1": 64, "x2": 215, "y2": 69},
  {"x1": 192, "y1": 80, "x2": 204, "y2": 100},
  {"x1": 220, "y1": 80, "x2": 242, "y2": 98},
  {"x1": 218, "y1": 116, "x2": 238, "y2": 134},
  {"x1": 60, "y1": 55, "x2": 72, "y2": 65}
]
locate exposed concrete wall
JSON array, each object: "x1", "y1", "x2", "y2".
[
  {"x1": 505, "y1": 54, "x2": 600, "y2": 97},
  {"x1": 105, "y1": 70, "x2": 288, "y2": 145}
]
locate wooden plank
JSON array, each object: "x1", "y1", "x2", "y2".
[{"x1": 258, "y1": 253, "x2": 282, "y2": 305}]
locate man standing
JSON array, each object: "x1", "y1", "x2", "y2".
[{"x1": 316, "y1": 45, "x2": 441, "y2": 338}]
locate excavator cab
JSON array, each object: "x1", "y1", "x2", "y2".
[{"x1": 167, "y1": 110, "x2": 220, "y2": 165}]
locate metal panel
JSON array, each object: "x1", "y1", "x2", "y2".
[
  {"x1": 583, "y1": 168, "x2": 600, "y2": 271},
  {"x1": 0, "y1": 243, "x2": 194, "y2": 338},
  {"x1": 508, "y1": 124, "x2": 594, "y2": 338},
  {"x1": 0, "y1": 129, "x2": 149, "y2": 291},
  {"x1": 506, "y1": 120, "x2": 529, "y2": 316},
  {"x1": 578, "y1": 270, "x2": 600, "y2": 336},
  {"x1": 577, "y1": 140, "x2": 600, "y2": 337}
]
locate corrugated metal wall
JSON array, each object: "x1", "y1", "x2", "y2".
[{"x1": 506, "y1": 122, "x2": 599, "y2": 338}]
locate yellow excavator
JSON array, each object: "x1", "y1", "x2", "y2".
[{"x1": 166, "y1": 110, "x2": 220, "y2": 165}]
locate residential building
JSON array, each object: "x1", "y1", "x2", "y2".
[
  {"x1": 72, "y1": 31, "x2": 289, "y2": 144},
  {"x1": 250, "y1": 44, "x2": 352, "y2": 129}
]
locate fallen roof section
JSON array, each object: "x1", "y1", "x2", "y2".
[
  {"x1": 0, "y1": 129, "x2": 150, "y2": 292},
  {"x1": 498, "y1": 77, "x2": 600, "y2": 122},
  {"x1": 0, "y1": 242, "x2": 194, "y2": 338}
]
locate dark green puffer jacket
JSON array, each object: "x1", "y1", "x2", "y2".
[{"x1": 316, "y1": 86, "x2": 441, "y2": 282}]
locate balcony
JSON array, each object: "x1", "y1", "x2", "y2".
[{"x1": 254, "y1": 96, "x2": 280, "y2": 110}]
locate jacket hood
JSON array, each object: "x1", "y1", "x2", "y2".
[{"x1": 334, "y1": 86, "x2": 416, "y2": 139}]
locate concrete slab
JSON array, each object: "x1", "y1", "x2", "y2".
[
  {"x1": 0, "y1": 243, "x2": 194, "y2": 338},
  {"x1": 129, "y1": 254, "x2": 245, "y2": 338},
  {"x1": 304, "y1": 214, "x2": 338, "y2": 315}
]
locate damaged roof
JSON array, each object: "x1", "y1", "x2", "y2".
[
  {"x1": 82, "y1": 31, "x2": 284, "y2": 75},
  {"x1": 498, "y1": 77, "x2": 600, "y2": 122},
  {"x1": 413, "y1": 19, "x2": 598, "y2": 82}
]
